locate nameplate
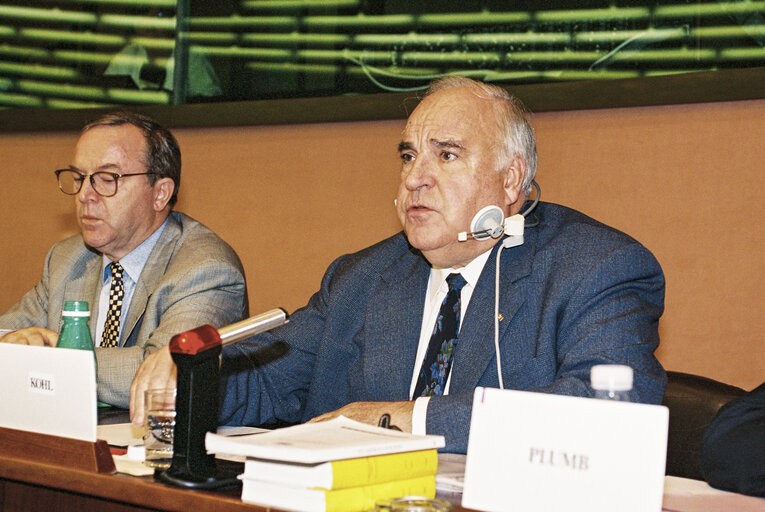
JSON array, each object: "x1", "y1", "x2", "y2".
[
  {"x1": 0, "y1": 344, "x2": 97, "y2": 442},
  {"x1": 462, "y1": 387, "x2": 669, "y2": 512}
]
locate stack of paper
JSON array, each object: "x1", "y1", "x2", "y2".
[{"x1": 206, "y1": 416, "x2": 445, "y2": 512}]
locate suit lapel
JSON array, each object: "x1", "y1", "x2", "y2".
[
  {"x1": 449, "y1": 236, "x2": 535, "y2": 393},
  {"x1": 121, "y1": 214, "x2": 181, "y2": 346},
  {"x1": 363, "y1": 248, "x2": 430, "y2": 401},
  {"x1": 63, "y1": 255, "x2": 102, "y2": 340}
]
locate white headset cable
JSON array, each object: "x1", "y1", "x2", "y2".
[{"x1": 492, "y1": 180, "x2": 541, "y2": 390}]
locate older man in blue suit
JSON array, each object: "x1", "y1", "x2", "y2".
[{"x1": 134, "y1": 76, "x2": 666, "y2": 453}]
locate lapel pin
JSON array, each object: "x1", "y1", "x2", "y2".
[{"x1": 497, "y1": 313, "x2": 504, "y2": 322}]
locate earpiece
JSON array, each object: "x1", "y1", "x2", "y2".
[
  {"x1": 458, "y1": 206, "x2": 504, "y2": 241},
  {"x1": 457, "y1": 206, "x2": 525, "y2": 247}
]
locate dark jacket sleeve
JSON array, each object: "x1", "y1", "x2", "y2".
[{"x1": 700, "y1": 382, "x2": 765, "y2": 497}]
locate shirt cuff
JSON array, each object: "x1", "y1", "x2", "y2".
[{"x1": 411, "y1": 396, "x2": 431, "y2": 435}]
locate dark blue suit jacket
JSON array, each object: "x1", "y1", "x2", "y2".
[
  {"x1": 220, "y1": 202, "x2": 666, "y2": 453},
  {"x1": 701, "y1": 382, "x2": 765, "y2": 496}
]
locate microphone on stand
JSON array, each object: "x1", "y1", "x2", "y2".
[
  {"x1": 157, "y1": 309, "x2": 288, "y2": 489},
  {"x1": 219, "y1": 309, "x2": 289, "y2": 345}
]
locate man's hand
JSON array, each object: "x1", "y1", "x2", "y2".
[
  {"x1": 307, "y1": 401, "x2": 414, "y2": 432},
  {"x1": 129, "y1": 346, "x2": 177, "y2": 427},
  {"x1": 0, "y1": 327, "x2": 58, "y2": 347}
]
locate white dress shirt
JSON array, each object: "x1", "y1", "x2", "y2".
[
  {"x1": 95, "y1": 219, "x2": 167, "y2": 346},
  {"x1": 410, "y1": 247, "x2": 493, "y2": 434}
]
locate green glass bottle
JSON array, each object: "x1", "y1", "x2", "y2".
[
  {"x1": 58, "y1": 301, "x2": 109, "y2": 408},
  {"x1": 58, "y1": 300, "x2": 97, "y2": 372}
]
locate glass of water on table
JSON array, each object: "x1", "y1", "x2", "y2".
[{"x1": 144, "y1": 388, "x2": 176, "y2": 469}]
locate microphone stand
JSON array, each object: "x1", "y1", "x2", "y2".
[{"x1": 156, "y1": 309, "x2": 288, "y2": 489}]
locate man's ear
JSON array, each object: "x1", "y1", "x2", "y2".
[
  {"x1": 502, "y1": 155, "x2": 526, "y2": 210},
  {"x1": 152, "y1": 177, "x2": 175, "y2": 211}
]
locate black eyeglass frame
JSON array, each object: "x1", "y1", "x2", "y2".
[{"x1": 54, "y1": 169, "x2": 155, "y2": 197}]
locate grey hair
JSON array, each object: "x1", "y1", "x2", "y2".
[{"x1": 425, "y1": 76, "x2": 538, "y2": 196}]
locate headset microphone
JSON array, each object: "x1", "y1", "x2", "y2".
[
  {"x1": 455, "y1": 183, "x2": 540, "y2": 391},
  {"x1": 458, "y1": 206, "x2": 504, "y2": 241},
  {"x1": 457, "y1": 205, "x2": 525, "y2": 248},
  {"x1": 453, "y1": 182, "x2": 539, "y2": 391}
]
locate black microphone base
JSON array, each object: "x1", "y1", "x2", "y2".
[{"x1": 155, "y1": 465, "x2": 242, "y2": 490}]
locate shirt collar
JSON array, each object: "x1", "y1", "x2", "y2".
[
  {"x1": 427, "y1": 245, "x2": 494, "y2": 298},
  {"x1": 101, "y1": 217, "x2": 169, "y2": 284}
]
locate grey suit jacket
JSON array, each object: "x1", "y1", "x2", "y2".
[
  {"x1": 0, "y1": 212, "x2": 248, "y2": 407},
  {"x1": 220, "y1": 202, "x2": 666, "y2": 453}
]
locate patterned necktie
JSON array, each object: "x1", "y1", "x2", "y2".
[
  {"x1": 101, "y1": 261, "x2": 124, "y2": 348},
  {"x1": 414, "y1": 273, "x2": 467, "y2": 397}
]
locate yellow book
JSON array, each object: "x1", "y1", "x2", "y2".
[
  {"x1": 239, "y1": 474, "x2": 436, "y2": 512},
  {"x1": 243, "y1": 449, "x2": 438, "y2": 489}
]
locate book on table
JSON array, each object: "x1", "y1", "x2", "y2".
[
  {"x1": 239, "y1": 473, "x2": 436, "y2": 512},
  {"x1": 243, "y1": 449, "x2": 438, "y2": 489},
  {"x1": 205, "y1": 415, "x2": 445, "y2": 463},
  {"x1": 206, "y1": 416, "x2": 445, "y2": 511}
]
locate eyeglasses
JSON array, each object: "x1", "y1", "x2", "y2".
[{"x1": 54, "y1": 169, "x2": 154, "y2": 197}]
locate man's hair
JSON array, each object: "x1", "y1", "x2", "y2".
[
  {"x1": 83, "y1": 111, "x2": 181, "y2": 208},
  {"x1": 424, "y1": 76, "x2": 538, "y2": 196}
]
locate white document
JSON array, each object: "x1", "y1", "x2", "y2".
[
  {"x1": 462, "y1": 387, "x2": 669, "y2": 512},
  {"x1": 97, "y1": 422, "x2": 144, "y2": 447},
  {"x1": 206, "y1": 415, "x2": 445, "y2": 463},
  {"x1": 435, "y1": 453, "x2": 467, "y2": 493},
  {"x1": 0, "y1": 343, "x2": 97, "y2": 442}
]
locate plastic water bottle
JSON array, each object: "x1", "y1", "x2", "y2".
[
  {"x1": 591, "y1": 364, "x2": 633, "y2": 401},
  {"x1": 57, "y1": 300, "x2": 96, "y2": 373}
]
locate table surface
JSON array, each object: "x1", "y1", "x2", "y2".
[
  {"x1": 2, "y1": 409, "x2": 762, "y2": 512},
  {"x1": 0, "y1": 408, "x2": 468, "y2": 512},
  {"x1": 0, "y1": 407, "x2": 260, "y2": 511},
  {"x1": 0, "y1": 450, "x2": 262, "y2": 512}
]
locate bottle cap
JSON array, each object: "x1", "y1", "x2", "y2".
[
  {"x1": 62, "y1": 301, "x2": 90, "y2": 317},
  {"x1": 590, "y1": 364, "x2": 633, "y2": 391}
]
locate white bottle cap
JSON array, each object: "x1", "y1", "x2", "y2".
[{"x1": 590, "y1": 364, "x2": 633, "y2": 391}]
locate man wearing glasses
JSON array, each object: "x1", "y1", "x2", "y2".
[{"x1": 0, "y1": 112, "x2": 248, "y2": 408}]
